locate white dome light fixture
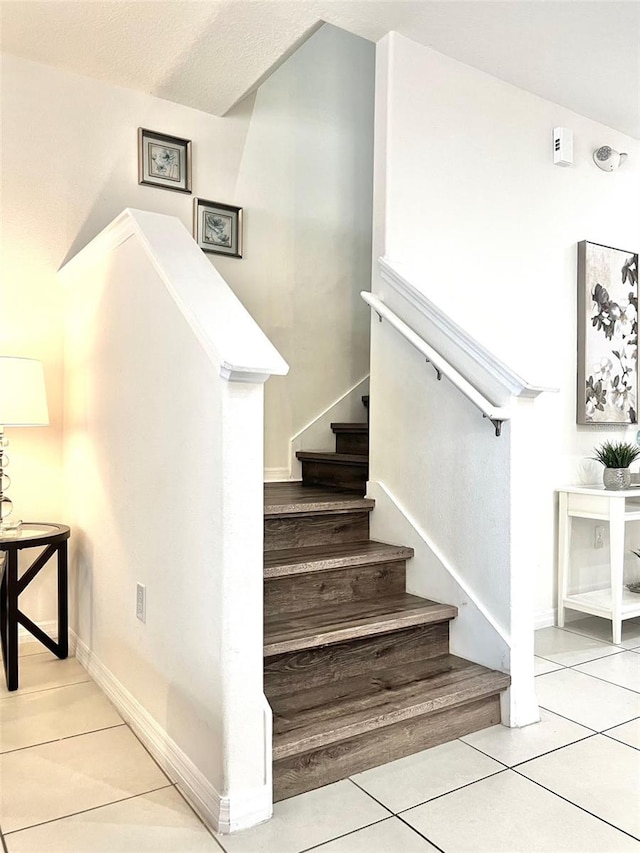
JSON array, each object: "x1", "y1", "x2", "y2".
[{"x1": 593, "y1": 146, "x2": 628, "y2": 171}]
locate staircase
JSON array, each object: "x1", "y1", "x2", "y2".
[{"x1": 264, "y1": 400, "x2": 509, "y2": 801}]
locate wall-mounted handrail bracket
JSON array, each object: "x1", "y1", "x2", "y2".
[
  {"x1": 425, "y1": 358, "x2": 442, "y2": 380},
  {"x1": 483, "y1": 415, "x2": 504, "y2": 437},
  {"x1": 362, "y1": 291, "x2": 511, "y2": 438}
]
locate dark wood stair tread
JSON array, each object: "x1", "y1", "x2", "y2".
[
  {"x1": 331, "y1": 423, "x2": 368, "y2": 433},
  {"x1": 264, "y1": 482, "x2": 374, "y2": 517},
  {"x1": 270, "y1": 654, "x2": 510, "y2": 759},
  {"x1": 264, "y1": 594, "x2": 457, "y2": 656},
  {"x1": 264, "y1": 540, "x2": 414, "y2": 578},
  {"x1": 296, "y1": 452, "x2": 368, "y2": 465}
]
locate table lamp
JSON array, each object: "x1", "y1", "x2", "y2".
[{"x1": 0, "y1": 357, "x2": 49, "y2": 533}]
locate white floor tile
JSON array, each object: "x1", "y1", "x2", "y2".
[
  {"x1": 3, "y1": 787, "x2": 219, "y2": 853},
  {"x1": 605, "y1": 718, "x2": 640, "y2": 750},
  {"x1": 535, "y1": 668, "x2": 640, "y2": 730},
  {"x1": 214, "y1": 780, "x2": 389, "y2": 853},
  {"x1": 565, "y1": 616, "x2": 640, "y2": 649},
  {"x1": 401, "y1": 769, "x2": 639, "y2": 852},
  {"x1": 310, "y1": 817, "x2": 439, "y2": 852},
  {"x1": 534, "y1": 626, "x2": 622, "y2": 666},
  {"x1": 0, "y1": 652, "x2": 90, "y2": 698},
  {"x1": 19, "y1": 637, "x2": 57, "y2": 658},
  {"x1": 518, "y1": 735, "x2": 640, "y2": 839},
  {"x1": 535, "y1": 656, "x2": 563, "y2": 675},
  {"x1": 351, "y1": 740, "x2": 503, "y2": 813},
  {"x1": 0, "y1": 681, "x2": 123, "y2": 753},
  {"x1": 575, "y1": 651, "x2": 640, "y2": 693},
  {"x1": 461, "y1": 709, "x2": 593, "y2": 766},
  {"x1": 0, "y1": 725, "x2": 170, "y2": 833}
]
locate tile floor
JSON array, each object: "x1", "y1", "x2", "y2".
[{"x1": 0, "y1": 617, "x2": 639, "y2": 852}]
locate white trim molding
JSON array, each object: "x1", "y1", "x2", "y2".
[
  {"x1": 73, "y1": 634, "x2": 272, "y2": 834},
  {"x1": 264, "y1": 467, "x2": 295, "y2": 483},
  {"x1": 378, "y1": 256, "x2": 557, "y2": 399},
  {"x1": 59, "y1": 208, "x2": 289, "y2": 385},
  {"x1": 372, "y1": 481, "x2": 511, "y2": 646},
  {"x1": 362, "y1": 292, "x2": 510, "y2": 435}
]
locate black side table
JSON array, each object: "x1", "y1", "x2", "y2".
[{"x1": 0, "y1": 523, "x2": 70, "y2": 691}]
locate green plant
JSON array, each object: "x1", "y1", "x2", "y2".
[
  {"x1": 629, "y1": 550, "x2": 640, "y2": 594},
  {"x1": 592, "y1": 440, "x2": 640, "y2": 468}
]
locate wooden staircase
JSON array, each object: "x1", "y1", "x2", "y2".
[{"x1": 264, "y1": 404, "x2": 509, "y2": 802}]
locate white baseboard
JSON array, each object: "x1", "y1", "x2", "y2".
[
  {"x1": 289, "y1": 376, "x2": 369, "y2": 479},
  {"x1": 19, "y1": 619, "x2": 57, "y2": 642},
  {"x1": 263, "y1": 467, "x2": 294, "y2": 482},
  {"x1": 73, "y1": 632, "x2": 272, "y2": 834},
  {"x1": 535, "y1": 609, "x2": 556, "y2": 629},
  {"x1": 19, "y1": 620, "x2": 77, "y2": 654}
]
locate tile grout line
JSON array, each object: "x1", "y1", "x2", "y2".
[
  {"x1": 507, "y1": 732, "x2": 599, "y2": 769},
  {"x1": 0, "y1": 675, "x2": 92, "y2": 702},
  {"x1": 345, "y1": 777, "x2": 394, "y2": 815},
  {"x1": 453, "y1": 738, "x2": 510, "y2": 768},
  {"x1": 511, "y1": 766, "x2": 640, "y2": 844},
  {"x1": 394, "y1": 767, "x2": 511, "y2": 814},
  {"x1": 536, "y1": 702, "x2": 631, "y2": 732},
  {"x1": 559, "y1": 624, "x2": 640, "y2": 649},
  {"x1": 395, "y1": 812, "x2": 448, "y2": 853},
  {"x1": 567, "y1": 665, "x2": 640, "y2": 696},
  {"x1": 600, "y1": 730, "x2": 640, "y2": 752},
  {"x1": 3, "y1": 783, "x2": 175, "y2": 837},
  {"x1": 0, "y1": 722, "x2": 127, "y2": 756},
  {"x1": 564, "y1": 655, "x2": 640, "y2": 695},
  {"x1": 0, "y1": 830, "x2": 7, "y2": 853},
  {"x1": 297, "y1": 816, "x2": 394, "y2": 853},
  {"x1": 535, "y1": 648, "x2": 625, "y2": 670}
]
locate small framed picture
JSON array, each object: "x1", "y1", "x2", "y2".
[
  {"x1": 193, "y1": 198, "x2": 243, "y2": 258},
  {"x1": 138, "y1": 128, "x2": 192, "y2": 193}
]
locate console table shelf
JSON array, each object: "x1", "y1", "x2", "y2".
[{"x1": 557, "y1": 486, "x2": 640, "y2": 644}]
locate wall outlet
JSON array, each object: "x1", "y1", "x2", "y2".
[
  {"x1": 136, "y1": 583, "x2": 146, "y2": 622},
  {"x1": 594, "y1": 526, "x2": 605, "y2": 549}
]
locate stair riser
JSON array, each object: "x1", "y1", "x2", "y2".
[
  {"x1": 301, "y1": 460, "x2": 368, "y2": 493},
  {"x1": 264, "y1": 511, "x2": 370, "y2": 551},
  {"x1": 335, "y1": 433, "x2": 369, "y2": 455},
  {"x1": 265, "y1": 622, "x2": 450, "y2": 698},
  {"x1": 264, "y1": 561, "x2": 406, "y2": 617},
  {"x1": 273, "y1": 694, "x2": 501, "y2": 801}
]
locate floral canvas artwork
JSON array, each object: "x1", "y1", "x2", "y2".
[
  {"x1": 193, "y1": 198, "x2": 243, "y2": 258},
  {"x1": 138, "y1": 128, "x2": 191, "y2": 193},
  {"x1": 149, "y1": 143, "x2": 180, "y2": 181},
  {"x1": 578, "y1": 241, "x2": 639, "y2": 424}
]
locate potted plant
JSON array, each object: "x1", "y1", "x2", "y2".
[
  {"x1": 592, "y1": 440, "x2": 640, "y2": 490},
  {"x1": 628, "y1": 549, "x2": 640, "y2": 593}
]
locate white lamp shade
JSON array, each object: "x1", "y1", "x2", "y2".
[{"x1": 0, "y1": 357, "x2": 49, "y2": 426}]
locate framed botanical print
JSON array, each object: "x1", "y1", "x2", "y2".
[
  {"x1": 578, "y1": 240, "x2": 638, "y2": 424},
  {"x1": 138, "y1": 128, "x2": 192, "y2": 193},
  {"x1": 193, "y1": 198, "x2": 243, "y2": 258}
]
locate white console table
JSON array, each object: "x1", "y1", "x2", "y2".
[{"x1": 557, "y1": 485, "x2": 640, "y2": 644}]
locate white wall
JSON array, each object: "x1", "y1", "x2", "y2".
[
  {"x1": 0, "y1": 23, "x2": 374, "y2": 619},
  {"x1": 62, "y1": 210, "x2": 284, "y2": 830},
  {"x1": 374, "y1": 32, "x2": 640, "y2": 628},
  {"x1": 217, "y1": 24, "x2": 374, "y2": 473}
]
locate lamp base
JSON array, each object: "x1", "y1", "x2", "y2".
[{"x1": 0, "y1": 518, "x2": 23, "y2": 536}]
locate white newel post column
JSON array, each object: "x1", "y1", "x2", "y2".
[
  {"x1": 504, "y1": 396, "x2": 541, "y2": 727},
  {"x1": 219, "y1": 377, "x2": 273, "y2": 832}
]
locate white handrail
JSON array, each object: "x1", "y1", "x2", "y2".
[{"x1": 361, "y1": 291, "x2": 510, "y2": 436}]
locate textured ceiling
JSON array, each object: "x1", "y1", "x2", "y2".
[{"x1": 1, "y1": 0, "x2": 639, "y2": 138}]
